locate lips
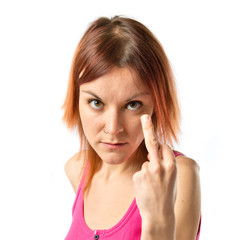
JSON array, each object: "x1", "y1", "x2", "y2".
[
  {"x1": 103, "y1": 142, "x2": 126, "y2": 145},
  {"x1": 101, "y1": 142, "x2": 127, "y2": 150}
]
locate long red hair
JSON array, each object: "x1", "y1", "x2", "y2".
[{"x1": 62, "y1": 16, "x2": 181, "y2": 195}]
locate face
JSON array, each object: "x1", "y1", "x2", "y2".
[{"x1": 79, "y1": 67, "x2": 154, "y2": 166}]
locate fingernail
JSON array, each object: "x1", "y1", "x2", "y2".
[{"x1": 141, "y1": 115, "x2": 149, "y2": 123}]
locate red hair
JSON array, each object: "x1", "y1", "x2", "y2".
[{"x1": 62, "y1": 16, "x2": 181, "y2": 195}]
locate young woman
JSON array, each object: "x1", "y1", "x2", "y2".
[{"x1": 62, "y1": 16, "x2": 201, "y2": 240}]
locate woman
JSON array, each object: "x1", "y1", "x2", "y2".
[{"x1": 62, "y1": 16, "x2": 201, "y2": 240}]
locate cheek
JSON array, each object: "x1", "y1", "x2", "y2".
[
  {"x1": 128, "y1": 118, "x2": 144, "y2": 144},
  {"x1": 79, "y1": 105, "x2": 98, "y2": 137}
]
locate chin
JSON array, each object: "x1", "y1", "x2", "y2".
[
  {"x1": 94, "y1": 145, "x2": 132, "y2": 162},
  {"x1": 99, "y1": 152, "x2": 129, "y2": 165}
]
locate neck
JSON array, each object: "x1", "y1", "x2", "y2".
[{"x1": 96, "y1": 148, "x2": 146, "y2": 182}]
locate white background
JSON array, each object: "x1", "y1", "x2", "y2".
[{"x1": 0, "y1": 0, "x2": 239, "y2": 239}]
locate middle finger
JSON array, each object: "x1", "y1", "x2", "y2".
[{"x1": 141, "y1": 114, "x2": 161, "y2": 166}]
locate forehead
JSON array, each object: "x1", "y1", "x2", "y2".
[{"x1": 80, "y1": 67, "x2": 148, "y2": 97}]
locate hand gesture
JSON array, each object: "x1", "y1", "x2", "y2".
[{"x1": 133, "y1": 114, "x2": 177, "y2": 230}]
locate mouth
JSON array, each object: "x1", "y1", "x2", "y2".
[{"x1": 101, "y1": 142, "x2": 127, "y2": 150}]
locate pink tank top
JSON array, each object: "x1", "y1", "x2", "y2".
[{"x1": 65, "y1": 151, "x2": 201, "y2": 239}]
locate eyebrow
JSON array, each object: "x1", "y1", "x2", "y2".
[{"x1": 81, "y1": 90, "x2": 149, "y2": 102}]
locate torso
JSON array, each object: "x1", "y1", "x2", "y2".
[
  {"x1": 67, "y1": 150, "x2": 198, "y2": 232},
  {"x1": 66, "y1": 151, "x2": 201, "y2": 239},
  {"x1": 83, "y1": 171, "x2": 136, "y2": 230}
]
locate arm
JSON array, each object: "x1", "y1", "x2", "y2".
[
  {"x1": 174, "y1": 156, "x2": 201, "y2": 240},
  {"x1": 64, "y1": 151, "x2": 86, "y2": 193}
]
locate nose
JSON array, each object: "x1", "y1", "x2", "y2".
[{"x1": 104, "y1": 109, "x2": 124, "y2": 135}]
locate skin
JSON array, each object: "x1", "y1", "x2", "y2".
[
  {"x1": 65, "y1": 67, "x2": 201, "y2": 240},
  {"x1": 79, "y1": 67, "x2": 154, "y2": 179},
  {"x1": 135, "y1": 115, "x2": 177, "y2": 240}
]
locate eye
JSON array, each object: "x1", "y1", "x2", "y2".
[
  {"x1": 88, "y1": 99, "x2": 103, "y2": 109},
  {"x1": 127, "y1": 101, "x2": 142, "y2": 111}
]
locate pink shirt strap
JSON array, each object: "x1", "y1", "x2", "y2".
[{"x1": 173, "y1": 150, "x2": 185, "y2": 158}]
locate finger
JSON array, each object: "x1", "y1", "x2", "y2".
[
  {"x1": 161, "y1": 144, "x2": 176, "y2": 164},
  {"x1": 161, "y1": 145, "x2": 177, "y2": 172},
  {"x1": 141, "y1": 114, "x2": 160, "y2": 166},
  {"x1": 141, "y1": 160, "x2": 150, "y2": 171}
]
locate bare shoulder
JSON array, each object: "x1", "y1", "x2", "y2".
[
  {"x1": 174, "y1": 155, "x2": 201, "y2": 239},
  {"x1": 64, "y1": 150, "x2": 87, "y2": 193},
  {"x1": 175, "y1": 154, "x2": 200, "y2": 171},
  {"x1": 175, "y1": 154, "x2": 201, "y2": 197}
]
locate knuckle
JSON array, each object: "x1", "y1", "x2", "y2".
[
  {"x1": 165, "y1": 161, "x2": 177, "y2": 172},
  {"x1": 152, "y1": 139, "x2": 159, "y2": 147},
  {"x1": 163, "y1": 144, "x2": 173, "y2": 152},
  {"x1": 141, "y1": 163, "x2": 149, "y2": 172},
  {"x1": 140, "y1": 170, "x2": 145, "y2": 177},
  {"x1": 132, "y1": 172, "x2": 140, "y2": 182},
  {"x1": 133, "y1": 170, "x2": 146, "y2": 182},
  {"x1": 144, "y1": 122, "x2": 153, "y2": 130},
  {"x1": 162, "y1": 143, "x2": 170, "y2": 149},
  {"x1": 142, "y1": 169, "x2": 147, "y2": 177},
  {"x1": 151, "y1": 164, "x2": 161, "y2": 174}
]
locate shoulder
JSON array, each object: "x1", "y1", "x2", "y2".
[
  {"x1": 64, "y1": 150, "x2": 87, "y2": 193},
  {"x1": 175, "y1": 154, "x2": 201, "y2": 202},
  {"x1": 175, "y1": 155, "x2": 200, "y2": 200},
  {"x1": 174, "y1": 155, "x2": 201, "y2": 239},
  {"x1": 175, "y1": 154, "x2": 200, "y2": 172}
]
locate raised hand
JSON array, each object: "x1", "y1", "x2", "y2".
[{"x1": 132, "y1": 114, "x2": 177, "y2": 236}]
